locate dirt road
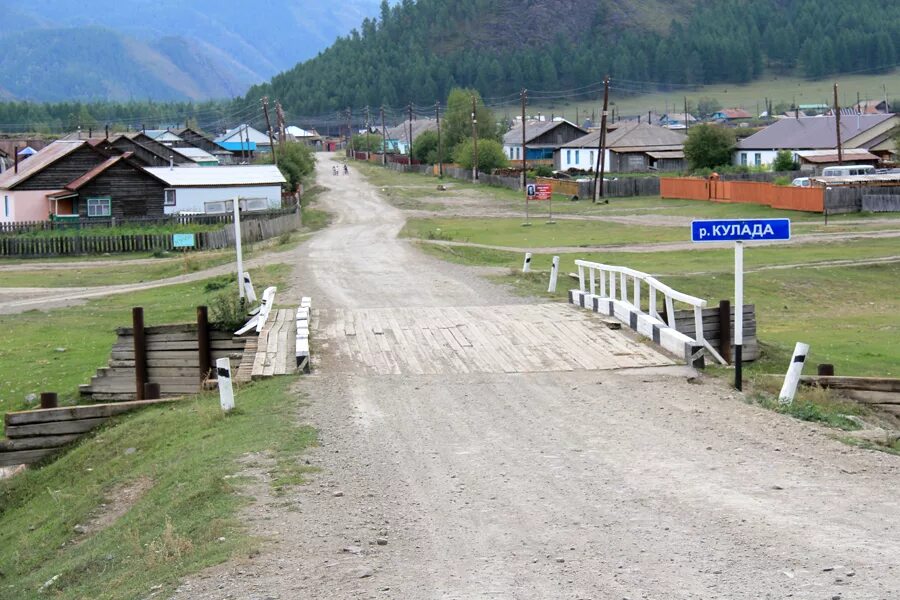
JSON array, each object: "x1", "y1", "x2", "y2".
[{"x1": 172, "y1": 156, "x2": 900, "y2": 599}]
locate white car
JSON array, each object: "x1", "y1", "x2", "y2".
[{"x1": 791, "y1": 177, "x2": 811, "y2": 187}]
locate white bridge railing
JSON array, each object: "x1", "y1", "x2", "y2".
[{"x1": 574, "y1": 260, "x2": 726, "y2": 365}]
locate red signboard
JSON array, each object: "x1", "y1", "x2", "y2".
[{"x1": 527, "y1": 183, "x2": 552, "y2": 200}]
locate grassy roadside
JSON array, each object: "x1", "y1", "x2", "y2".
[
  {"x1": 0, "y1": 263, "x2": 291, "y2": 416},
  {"x1": 0, "y1": 376, "x2": 316, "y2": 600},
  {"x1": 300, "y1": 184, "x2": 333, "y2": 232}
]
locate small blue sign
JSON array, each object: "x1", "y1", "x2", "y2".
[
  {"x1": 691, "y1": 218, "x2": 791, "y2": 243},
  {"x1": 172, "y1": 233, "x2": 196, "y2": 248}
]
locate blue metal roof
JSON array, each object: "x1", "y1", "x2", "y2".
[{"x1": 217, "y1": 141, "x2": 257, "y2": 152}]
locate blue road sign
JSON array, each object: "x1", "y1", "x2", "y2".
[
  {"x1": 691, "y1": 218, "x2": 791, "y2": 243},
  {"x1": 172, "y1": 233, "x2": 196, "y2": 248}
]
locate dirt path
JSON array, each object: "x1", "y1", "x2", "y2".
[{"x1": 171, "y1": 155, "x2": 900, "y2": 599}]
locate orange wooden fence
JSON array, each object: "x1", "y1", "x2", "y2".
[{"x1": 661, "y1": 177, "x2": 825, "y2": 213}]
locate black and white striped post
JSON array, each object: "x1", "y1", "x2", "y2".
[
  {"x1": 216, "y1": 357, "x2": 235, "y2": 412},
  {"x1": 734, "y1": 240, "x2": 744, "y2": 391},
  {"x1": 522, "y1": 252, "x2": 532, "y2": 273},
  {"x1": 548, "y1": 256, "x2": 560, "y2": 293},
  {"x1": 779, "y1": 342, "x2": 809, "y2": 405}
]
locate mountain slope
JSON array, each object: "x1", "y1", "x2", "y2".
[
  {"x1": 0, "y1": 0, "x2": 389, "y2": 101},
  {"x1": 243, "y1": 0, "x2": 900, "y2": 116}
]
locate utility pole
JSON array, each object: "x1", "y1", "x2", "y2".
[
  {"x1": 857, "y1": 91, "x2": 861, "y2": 113},
  {"x1": 833, "y1": 82, "x2": 843, "y2": 165},
  {"x1": 408, "y1": 103, "x2": 414, "y2": 165},
  {"x1": 436, "y1": 101, "x2": 443, "y2": 177},
  {"x1": 381, "y1": 106, "x2": 387, "y2": 166},
  {"x1": 471, "y1": 95, "x2": 479, "y2": 180},
  {"x1": 521, "y1": 89, "x2": 528, "y2": 189},
  {"x1": 684, "y1": 97, "x2": 689, "y2": 131},
  {"x1": 346, "y1": 107, "x2": 352, "y2": 156},
  {"x1": 275, "y1": 101, "x2": 286, "y2": 146},
  {"x1": 884, "y1": 84, "x2": 890, "y2": 113},
  {"x1": 593, "y1": 76, "x2": 610, "y2": 203},
  {"x1": 575, "y1": 106, "x2": 579, "y2": 128},
  {"x1": 261, "y1": 97, "x2": 277, "y2": 166},
  {"x1": 364, "y1": 106, "x2": 370, "y2": 161}
]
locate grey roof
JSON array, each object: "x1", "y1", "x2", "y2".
[
  {"x1": 561, "y1": 122, "x2": 686, "y2": 149},
  {"x1": 737, "y1": 114, "x2": 895, "y2": 150},
  {"x1": 385, "y1": 119, "x2": 438, "y2": 143},
  {"x1": 503, "y1": 120, "x2": 582, "y2": 145}
]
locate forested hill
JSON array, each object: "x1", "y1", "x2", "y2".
[{"x1": 245, "y1": 0, "x2": 900, "y2": 115}]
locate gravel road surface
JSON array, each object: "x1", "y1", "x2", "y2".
[{"x1": 168, "y1": 156, "x2": 900, "y2": 599}]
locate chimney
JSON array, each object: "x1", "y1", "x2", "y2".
[
  {"x1": 88, "y1": 128, "x2": 92, "y2": 138},
  {"x1": 105, "y1": 124, "x2": 109, "y2": 139},
  {"x1": 13, "y1": 145, "x2": 18, "y2": 173},
  {"x1": 169, "y1": 155, "x2": 174, "y2": 170},
  {"x1": 795, "y1": 107, "x2": 799, "y2": 120}
]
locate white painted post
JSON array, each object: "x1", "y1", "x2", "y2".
[
  {"x1": 779, "y1": 342, "x2": 810, "y2": 405},
  {"x1": 242, "y1": 272, "x2": 257, "y2": 303},
  {"x1": 548, "y1": 256, "x2": 560, "y2": 293},
  {"x1": 619, "y1": 272, "x2": 627, "y2": 302},
  {"x1": 577, "y1": 264, "x2": 586, "y2": 292},
  {"x1": 589, "y1": 266, "x2": 596, "y2": 296},
  {"x1": 216, "y1": 357, "x2": 235, "y2": 411},
  {"x1": 599, "y1": 267, "x2": 606, "y2": 298},
  {"x1": 649, "y1": 285, "x2": 658, "y2": 320},
  {"x1": 633, "y1": 277, "x2": 641, "y2": 309},
  {"x1": 522, "y1": 252, "x2": 532, "y2": 273},
  {"x1": 734, "y1": 241, "x2": 744, "y2": 391},
  {"x1": 233, "y1": 197, "x2": 244, "y2": 301}
]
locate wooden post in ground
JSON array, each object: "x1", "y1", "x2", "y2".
[
  {"x1": 718, "y1": 300, "x2": 732, "y2": 364},
  {"x1": 40, "y1": 392, "x2": 58, "y2": 409},
  {"x1": 133, "y1": 307, "x2": 147, "y2": 400},
  {"x1": 818, "y1": 364, "x2": 835, "y2": 376},
  {"x1": 197, "y1": 306, "x2": 211, "y2": 381},
  {"x1": 144, "y1": 382, "x2": 161, "y2": 400}
]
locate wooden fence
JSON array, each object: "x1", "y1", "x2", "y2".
[
  {"x1": 661, "y1": 177, "x2": 825, "y2": 212},
  {"x1": 0, "y1": 210, "x2": 301, "y2": 257}
]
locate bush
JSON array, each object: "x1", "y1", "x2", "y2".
[
  {"x1": 533, "y1": 165, "x2": 553, "y2": 177},
  {"x1": 772, "y1": 150, "x2": 799, "y2": 172},
  {"x1": 684, "y1": 124, "x2": 736, "y2": 171},
  {"x1": 453, "y1": 138, "x2": 508, "y2": 173},
  {"x1": 411, "y1": 130, "x2": 443, "y2": 164},
  {"x1": 209, "y1": 289, "x2": 247, "y2": 331}
]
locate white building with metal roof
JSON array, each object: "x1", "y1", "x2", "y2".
[{"x1": 143, "y1": 165, "x2": 286, "y2": 214}]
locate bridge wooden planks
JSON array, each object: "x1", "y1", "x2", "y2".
[
  {"x1": 316, "y1": 303, "x2": 673, "y2": 376},
  {"x1": 250, "y1": 309, "x2": 297, "y2": 380}
]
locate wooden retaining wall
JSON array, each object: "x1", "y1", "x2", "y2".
[
  {"x1": 80, "y1": 324, "x2": 248, "y2": 401},
  {"x1": 671, "y1": 304, "x2": 759, "y2": 362},
  {"x1": 0, "y1": 210, "x2": 301, "y2": 258},
  {"x1": 0, "y1": 400, "x2": 177, "y2": 467}
]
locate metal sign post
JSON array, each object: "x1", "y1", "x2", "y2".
[
  {"x1": 524, "y1": 183, "x2": 535, "y2": 226},
  {"x1": 691, "y1": 218, "x2": 791, "y2": 390}
]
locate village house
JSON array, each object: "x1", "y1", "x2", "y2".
[
  {"x1": 556, "y1": 122, "x2": 687, "y2": 173},
  {"x1": 215, "y1": 124, "x2": 270, "y2": 154},
  {"x1": 503, "y1": 120, "x2": 587, "y2": 163},
  {"x1": 733, "y1": 114, "x2": 899, "y2": 169},
  {"x1": 173, "y1": 127, "x2": 238, "y2": 165},
  {"x1": 711, "y1": 108, "x2": 753, "y2": 122},
  {"x1": 143, "y1": 165, "x2": 286, "y2": 214},
  {"x1": 0, "y1": 140, "x2": 169, "y2": 222},
  {"x1": 658, "y1": 112, "x2": 697, "y2": 130},
  {"x1": 384, "y1": 119, "x2": 438, "y2": 155}
]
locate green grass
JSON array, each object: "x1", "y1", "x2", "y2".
[
  {"x1": 0, "y1": 263, "x2": 291, "y2": 415},
  {"x1": 0, "y1": 253, "x2": 236, "y2": 288},
  {"x1": 300, "y1": 185, "x2": 333, "y2": 232},
  {"x1": 748, "y1": 387, "x2": 866, "y2": 431},
  {"x1": 401, "y1": 217, "x2": 687, "y2": 247},
  {"x1": 0, "y1": 377, "x2": 316, "y2": 600}
]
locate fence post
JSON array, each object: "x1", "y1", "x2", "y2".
[
  {"x1": 144, "y1": 382, "x2": 161, "y2": 400},
  {"x1": 133, "y1": 307, "x2": 147, "y2": 401},
  {"x1": 522, "y1": 252, "x2": 532, "y2": 273},
  {"x1": 718, "y1": 300, "x2": 732, "y2": 364},
  {"x1": 197, "y1": 306, "x2": 211, "y2": 381},
  {"x1": 40, "y1": 392, "x2": 58, "y2": 409},
  {"x1": 216, "y1": 357, "x2": 235, "y2": 412}
]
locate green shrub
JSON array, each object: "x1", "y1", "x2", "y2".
[{"x1": 209, "y1": 290, "x2": 247, "y2": 331}]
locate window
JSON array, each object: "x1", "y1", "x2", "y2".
[
  {"x1": 164, "y1": 189, "x2": 176, "y2": 206},
  {"x1": 566, "y1": 150, "x2": 571, "y2": 164},
  {"x1": 740, "y1": 153, "x2": 748, "y2": 166},
  {"x1": 754, "y1": 153, "x2": 762, "y2": 166},
  {"x1": 515, "y1": 147, "x2": 520, "y2": 160},
  {"x1": 575, "y1": 150, "x2": 580, "y2": 164},
  {"x1": 590, "y1": 151, "x2": 594, "y2": 166},
  {"x1": 86, "y1": 197, "x2": 111, "y2": 217},
  {"x1": 3, "y1": 195, "x2": 8, "y2": 218}
]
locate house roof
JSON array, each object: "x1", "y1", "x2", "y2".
[
  {"x1": 143, "y1": 129, "x2": 183, "y2": 142},
  {"x1": 215, "y1": 125, "x2": 271, "y2": 145},
  {"x1": 796, "y1": 149, "x2": 880, "y2": 163},
  {"x1": 660, "y1": 113, "x2": 697, "y2": 123},
  {"x1": 646, "y1": 150, "x2": 686, "y2": 159},
  {"x1": 503, "y1": 120, "x2": 584, "y2": 145},
  {"x1": 717, "y1": 108, "x2": 753, "y2": 119},
  {"x1": 561, "y1": 122, "x2": 686, "y2": 149},
  {"x1": 286, "y1": 126, "x2": 320, "y2": 138},
  {"x1": 736, "y1": 114, "x2": 895, "y2": 150},
  {"x1": 385, "y1": 119, "x2": 438, "y2": 143},
  {"x1": 143, "y1": 165, "x2": 286, "y2": 187},
  {"x1": 0, "y1": 140, "x2": 87, "y2": 190},
  {"x1": 171, "y1": 146, "x2": 219, "y2": 164}
]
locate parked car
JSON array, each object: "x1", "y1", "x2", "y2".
[{"x1": 791, "y1": 177, "x2": 811, "y2": 187}]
